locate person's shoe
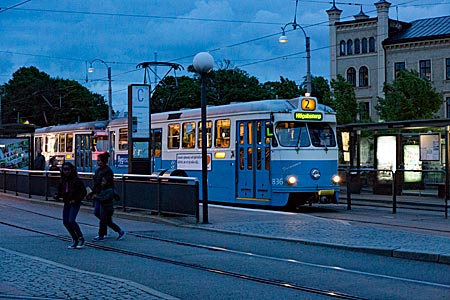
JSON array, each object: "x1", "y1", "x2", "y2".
[
  {"x1": 117, "y1": 230, "x2": 125, "y2": 240},
  {"x1": 76, "y1": 237, "x2": 85, "y2": 249},
  {"x1": 92, "y1": 235, "x2": 105, "y2": 242},
  {"x1": 67, "y1": 240, "x2": 78, "y2": 249}
]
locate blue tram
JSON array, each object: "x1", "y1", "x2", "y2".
[{"x1": 33, "y1": 96, "x2": 340, "y2": 207}]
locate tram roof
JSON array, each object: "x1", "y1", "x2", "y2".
[
  {"x1": 338, "y1": 118, "x2": 450, "y2": 131},
  {"x1": 151, "y1": 98, "x2": 335, "y2": 121},
  {"x1": 35, "y1": 120, "x2": 108, "y2": 133}
]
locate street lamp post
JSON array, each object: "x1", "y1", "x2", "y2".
[
  {"x1": 88, "y1": 59, "x2": 112, "y2": 121},
  {"x1": 193, "y1": 52, "x2": 214, "y2": 224},
  {"x1": 278, "y1": 0, "x2": 312, "y2": 94}
]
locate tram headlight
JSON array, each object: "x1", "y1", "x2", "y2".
[
  {"x1": 332, "y1": 175, "x2": 341, "y2": 184},
  {"x1": 310, "y1": 168, "x2": 321, "y2": 180},
  {"x1": 285, "y1": 175, "x2": 297, "y2": 186}
]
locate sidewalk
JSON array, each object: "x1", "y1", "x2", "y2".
[{"x1": 189, "y1": 204, "x2": 450, "y2": 265}]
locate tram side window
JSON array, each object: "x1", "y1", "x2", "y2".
[
  {"x1": 215, "y1": 119, "x2": 230, "y2": 148},
  {"x1": 152, "y1": 130, "x2": 162, "y2": 157},
  {"x1": 119, "y1": 128, "x2": 128, "y2": 151},
  {"x1": 59, "y1": 134, "x2": 66, "y2": 152},
  {"x1": 54, "y1": 135, "x2": 59, "y2": 152},
  {"x1": 168, "y1": 124, "x2": 180, "y2": 149},
  {"x1": 66, "y1": 134, "x2": 73, "y2": 152},
  {"x1": 182, "y1": 122, "x2": 196, "y2": 149},
  {"x1": 239, "y1": 123, "x2": 245, "y2": 145},
  {"x1": 197, "y1": 121, "x2": 212, "y2": 148},
  {"x1": 275, "y1": 122, "x2": 310, "y2": 147},
  {"x1": 308, "y1": 123, "x2": 336, "y2": 147}
]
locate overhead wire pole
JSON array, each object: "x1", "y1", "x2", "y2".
[
  {"x1": 88, "y1": 59, "x2": 112, "y2": 121},
  {"x1": 278, "y1": 0, "x2": 312, "y2": 94}
]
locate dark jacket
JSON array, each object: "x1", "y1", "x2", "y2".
[
  {"x1": 93, "y1": 188, "x2": 115, "y2": 210},
  {"x1": 57, "y1": 176, "x2": 87, "y2": 205},
  {"x1": 93, "y1": 165, "x2": 114, "y2": 194},
  {"x1": 34, "y1": 154, "x2": 45, "y2": 170}
]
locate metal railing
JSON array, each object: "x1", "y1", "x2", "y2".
[
  {"x1": 340, "y1": 167, "x2": 448, "y2": 218},
  {"x1": 0, "y1": 168, "x2": 199, "y2": 222}
]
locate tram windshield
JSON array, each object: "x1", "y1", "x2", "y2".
[{"x1": 275, "y1": 122, "x2": 336, "y2": 148}]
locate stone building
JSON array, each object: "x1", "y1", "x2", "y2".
[{"x1": 327, "y1": 0, "x2": 450, "y2": 121}]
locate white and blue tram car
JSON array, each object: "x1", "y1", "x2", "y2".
[
  {"x1": 147, "y1": 96, "x2": 340, "y2": 207},
  {"x1": 33, "y1": 96, "x2": 340, "y2": 207}
]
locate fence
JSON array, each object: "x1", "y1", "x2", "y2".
[
  {"x1": 339, "y1": 167, "x2": 449, "y2": 218},
  {"x1": 0, "y1": 168, "x2": 199, "y2": 222}
]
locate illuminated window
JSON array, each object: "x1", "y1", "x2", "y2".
[
  {"x1": 168, "y1": 123, "x2": 180, "y2": 149},
  {"x1": 118, "y1": 128, "x2": 128, "y2": 151},
  {"x1": 215, "y1": 119, "x2": 230, "y2": 148},
  {"x1": 197, "y1": 121, "x2": 212, "y2": 148},
  {"x1": 182, "y1": 122, "x2": 196, "y2": 149}
]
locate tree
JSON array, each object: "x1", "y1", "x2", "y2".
[
  {"x1": 262, "y1": 76, "x2": 300, "y2": 99},
  {"x1": 375, "y1": 70, "x2": 443, "y2": 121},
  {"x1": 311, "y1": 76, "x2": 331, "y2": 105},
  {"x1": 2, "y1": 66, "x2": 108, "y2": 126},
  {"x1": 330, "y1": 75, "x2": 358, "y2": 125},
  {"x1": 151, "y1": 76, "x2": 199, "y2": 113}
]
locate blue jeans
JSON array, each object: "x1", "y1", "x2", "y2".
[
  {"x1": 63, "y1": 203, "x2": 83, "y2": 241},
  {"x1": 94, "y1": 201, "x2": 121, "y2": 236}
]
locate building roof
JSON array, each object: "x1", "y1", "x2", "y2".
[{"x1": 385, "y1": 15, "x2": 450, "y2": 44}]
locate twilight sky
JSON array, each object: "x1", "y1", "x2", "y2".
[{"x1": 0, "y1": 0, "x2": 448, "y2": 112}]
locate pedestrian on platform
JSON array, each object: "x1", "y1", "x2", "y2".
[
  {"x1": 33, "y1": 148, "x2": 45, "y2": 170},
  {"x1": 57, "y1": 162, "x2": 87, "y2": 249},
  {"x1": 89, "y1": 152, "x2": 125, "y2": 242}
]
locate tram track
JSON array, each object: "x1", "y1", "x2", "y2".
[
  {"x1": 2, "y1": 202, "x2": 450, "y2": 299},
  {"x1": 1, "y1": 218, "x2": 368, "y2": 300}
]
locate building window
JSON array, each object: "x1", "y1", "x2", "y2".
[
  {"x1": 361, "y1": 38, "x2": 367, "y2": 54},
  {"x1": 419, "y1": 60, "x2": 431, "y2": 80},
  {"x1": 394, "y1": 62, "x2": 405, "y2": 79},
  {"x1": 340, "y1": 40, "x2": 346, "y2": 56},
  {"x1": 347, "y1": 67, "x2": 356, "y2": 87},
  {"x1": 359, "y1": 66, "x2": 369, "y2": 87},
  {"x1": 447, "y1": 97, "x2": 450, "y2": 118},
  {"x1": 446, "y1": 58, "x2": 450, "y2": 80},
  {"x1": 358, "y1": 101, "x2": 370, "y2": 121},
  {"x1": 354, "y1": 39, "x2": 360, "y2": 54},
  {"x1": 347, "y1": 39, "x2": 353, "y2": 55},
  {"x1": 369, "y1": 37, "x2": 375, "y2": 52}
]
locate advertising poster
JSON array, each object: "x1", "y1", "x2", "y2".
[
  {"x1": 0, "y1": 138, "x2": 30, "y2": 169},
  {"x1": 419, "y1": 133, "x2": 440, "y2": 161},
  {"x1": 403, "y1": 145, "x2": 422, "y2": 182},
  {"x1": 376, "y1": 136, "x2": 396, "y2": 181}
]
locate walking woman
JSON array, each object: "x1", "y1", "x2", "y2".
[
  {"x1": 57, "y1": 162, "x2": 87, "y2": 249},
  {"x1": 90, "y1": 152, "x2": 125, "y2": 241}
]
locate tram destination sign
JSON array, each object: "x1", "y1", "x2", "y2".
[{"x1": 294, "y1": 112, "x2": 323, "y2": 121}]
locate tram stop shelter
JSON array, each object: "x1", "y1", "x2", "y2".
[
  {"x1": 0, "y1": 123, "x2": 36, "y2": 170},
  {"x1": 337, "y1": 119, "x2": 450, "y2": 216}
]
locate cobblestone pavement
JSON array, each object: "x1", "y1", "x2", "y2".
[{"x1": 0, "y1": 247, "x2": 179, "y2": 300}]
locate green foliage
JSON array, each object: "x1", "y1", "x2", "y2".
[
  {"x1": 330, "y1": 75, "x2": 358, "y2": 124},
  {"x1": 262, "y1": 76, "x2": 300, "y2": 99},
  {"x1": 375, "y1": 70, "x2": 443, "y2": 121},
  {"x1": 2, "y1": 66, "x2": 107, "y2": 126},
  {"x1": 311, "y1": 76, "x2": 331, "y2": 105}
]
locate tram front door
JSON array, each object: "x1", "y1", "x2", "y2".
[
  {"x1": 75, "y1": 134, "x2": 92, "y2": 172},
  {"x1": 236, "y1": 120, "x2": 271, "y2": 201}
]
